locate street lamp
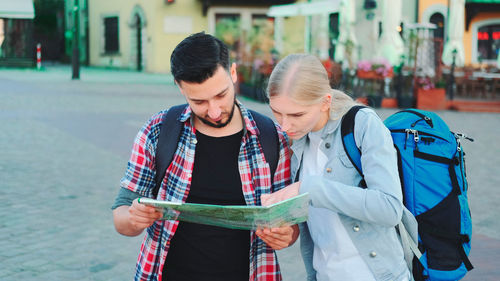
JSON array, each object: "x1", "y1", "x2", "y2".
[{"x1": 72, "y1": 0, "x2": 80, "y2": 80}]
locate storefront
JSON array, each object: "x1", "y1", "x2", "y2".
[
  {"x1": 0, "y1": 0, "x2": 35, "y2": 66},
  {"x1": 465, "y1": 0, "x2": 500, "y2": 65}
]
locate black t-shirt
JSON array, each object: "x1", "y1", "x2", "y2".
[{"x1": 162, "y1": 129, "x2": 250, "y2": 281}]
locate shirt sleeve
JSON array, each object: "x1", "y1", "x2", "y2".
[
  {"x1": 111, "y1": 187, "x2": 142, "y2": 210},
  {"x1": 271, "y1": 123, "x2": 292, "y2": 192},
  {"x1": 300, "y1": 109, "x2": 403, "y2": 227}
]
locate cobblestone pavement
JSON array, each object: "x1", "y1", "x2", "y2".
[{"x1": 1, "y1": 66, "x2": 498, "y2": 280}]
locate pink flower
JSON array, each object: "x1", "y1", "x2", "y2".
[{"x1": 357, "y1": 60, "x2": 372, "y2": 72}]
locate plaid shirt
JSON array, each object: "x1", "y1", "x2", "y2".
[{"x1": 120, "y1": 103, "x2": 291, "y2": 281}]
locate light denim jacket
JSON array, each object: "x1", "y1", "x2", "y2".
[{"x1": 293, "y1": 108, "x2": 415, "y2": 281}]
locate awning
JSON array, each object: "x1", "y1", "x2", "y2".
[
  {"x1": 0, "y1": 0, "x2": 35, "y2": 19},
  {"x1": 466, "y1": 0, "x2": 500, "y2": 3},
  {"x1": 268, "y1": 0, "x2": 340, "y2": 17}
]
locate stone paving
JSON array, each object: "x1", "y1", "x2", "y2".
[{"x1": 0, "y1": 65, "x2": 498, "y2": 280}]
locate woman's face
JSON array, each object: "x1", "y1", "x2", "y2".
[{"x1": 269, "y1": 94, "x2": 330, "y2": 140}]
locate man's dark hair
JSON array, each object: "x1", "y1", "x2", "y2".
[{"x1": 170, "y1": 32, "x2": 230, "y2": 83}]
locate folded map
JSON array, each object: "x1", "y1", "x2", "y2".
[{"x1": 138, "y1": 193, "x2": 309, "y2": 230}]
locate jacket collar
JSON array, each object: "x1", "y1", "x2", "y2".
[{"x1": 290, "y1": 118, "x2": 342, "y2": 164}]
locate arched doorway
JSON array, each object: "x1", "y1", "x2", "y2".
[
  {"x1": 129, "y1": 5, "x2": 146, "y2": 71},
  {"x1": 430, "y1": 13, "x2": 445, "y2": 40}
]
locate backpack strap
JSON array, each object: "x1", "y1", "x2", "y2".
[
  {"x1": 153, "y1": 104, "x2": 187, "y2": 198},
  {"x1": 153, "y1": 106, "x2": 280, "y2": 198},
  {"x1": 249, "y1": 109, "x2": 279, "y2": 183},
  {"x1": 340, "y1": 105, "x2": 367, "y2": 187},
  {"x1": 342, "y1": 105, "x2": 426, "y2": 274}
]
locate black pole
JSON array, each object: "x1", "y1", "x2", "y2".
[
  {"x1": 72, "y1": 0, "x2": 80, "y2": 80},
  {"x1": 449, "y1": 49, "x2": 457, "y2": 100},
  {"x1": 137, "y1": 16, "x2": 142, "y2": 71}
]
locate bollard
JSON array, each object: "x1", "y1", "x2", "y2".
[{"x1": 36, "y1": 43, "x2": 41, "y2": 70}]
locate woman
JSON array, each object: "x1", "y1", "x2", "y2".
[{"x1": 257, "y1": 54, "x2": 415, "y2": 281}]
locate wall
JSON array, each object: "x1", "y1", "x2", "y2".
[
  {"x1": 88, "y1": 0, "x2": 207, "y2": 73},
  {"x1": 151, "y1": 0, "x2": 207, "y2": 73},
  {"x1": 419, "y1": 0, "x2": 447, "y2": 22}
]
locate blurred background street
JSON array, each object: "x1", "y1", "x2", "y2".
[
  {"x1": 0, "y1": 66, "x2": 499, "y2": 280},
  {"x1": 1, "y1": 0, "x2": 500, "y2": 279}
]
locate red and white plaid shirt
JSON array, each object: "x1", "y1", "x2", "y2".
[{"x1": 120, "y1": 103, "x2": 291, "y2": 280}]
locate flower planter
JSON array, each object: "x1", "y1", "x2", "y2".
[
  {"x1": 357, "y1": 69, "x2": 394, "y2": 80},
  {"x1": 381, "y1": 98, "x2": 398, "y2": 108},
  {"x1": 416, "y1": 88, "x2": 447, "y2": 110}
]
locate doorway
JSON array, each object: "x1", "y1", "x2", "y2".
[
  {"x1": 135, "y1": 14, "x2": 142, "y2": 71},
  {"x1": 130, "y1": 5, "x2": 146, "y2": 71}
]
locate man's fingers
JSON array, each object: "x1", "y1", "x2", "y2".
[{"x1": 260, "y1": 235, "x2": 288, "y2": 250}]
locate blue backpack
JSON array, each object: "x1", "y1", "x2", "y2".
[{"x1": 341, "y1": 106, "x2": 473, "y2": 281}]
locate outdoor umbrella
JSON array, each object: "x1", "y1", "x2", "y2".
[
  {"x1": 442, "y1": 0, "x2": 465, "y2": 67},
  {"x1": 378, "y1": 0, "x2": 404, "y2": 65},
  {"x1": 334, "y1": 0, "x2": 357, "y2": 68}
]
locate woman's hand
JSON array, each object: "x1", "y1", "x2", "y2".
[
  {"x1": 256, "y1": 182, "x2": 302, "y2": 249},
  {"x1": 256, "y1": 225, "x2": 300, "y2": 250},
  {"x1": 260, "y1": 182, "x2": 301, "y2": 206}
]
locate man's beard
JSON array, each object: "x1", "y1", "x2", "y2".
[{"x1": 197, "y1": 100, "x2": 237, "y2": 128}]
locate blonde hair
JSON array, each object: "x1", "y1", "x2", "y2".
[{"x1": 267, "y1": 54, "x2": 359, "y2": 120}]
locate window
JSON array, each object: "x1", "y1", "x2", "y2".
[
  {"x1": 215, "y1": 13, "x2": 241, "y2": 57},
  {"x1": 477, "y1": 24, "x2": 500, "y2": 62},
  {"x1": 104, "y1": 16, "x2": 119, "y2": 53}
]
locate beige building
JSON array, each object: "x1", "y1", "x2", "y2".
[
  {"x1": 87, "y1": 0, "x2": 499, "y2": 73},
  {"x1": 88, "y1": 0, "x2": 299, "y2": 73}
]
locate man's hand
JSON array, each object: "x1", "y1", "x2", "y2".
[
  {"x1": 113, "y1": 198, "x2": 163, "y2": 236},
  {"x1": 256, "y1": 225, "x2": 299, "y2": 250},
  {"x1": 128, "y1": 198, "x2": 164, "y2": 230}
]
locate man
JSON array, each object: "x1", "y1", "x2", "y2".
[{"x1": 112, "y1": 32, "x2": 298, "y2": 281}]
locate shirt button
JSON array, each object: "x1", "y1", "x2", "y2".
[
  {"x1": 325, "y1": 142, "x2": 331, "y2": 149},
  {"x1": 353, "y1": 225, "x2": 360, "y2": 232},
  {"x1": 369, "y1": 251, "x2": 377, "y2": 258},
  {"x1": 326, "y1": 168, "x2": 332, "y2": 173},
  {"x1": 192, "y1": 139, "x2": 198, "y2": 144},
  {"x1": 187, "y1": 173, "x2": 192, "y2": 178}
]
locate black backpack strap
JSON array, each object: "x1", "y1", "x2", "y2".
[
  {"x1": 340, "y1": 105, "x2": 367, "y2": 188},
  {"x1": 153, "y1": 104, "x2": 187, "y2": 198},
  {"x1": 249, "y1": 110, "x2": 279, "y2": 184}
]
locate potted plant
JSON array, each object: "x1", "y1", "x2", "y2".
[
  {"x1": 236, "y1": 19, "x2": 276, "y2": 103},
  {"x1": 356, "y1": 58, "x2": 394, "y2": 108},
  {"x1": 415, "y1": 76, "x2": 447, "y2": 110},
  {"x1": 356, "y1": 58, "x2": 394, "y2": 80}
]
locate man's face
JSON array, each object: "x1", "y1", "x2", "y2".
[{"x1": 178, "y1": 64, "x2": 238, "y2": 128}]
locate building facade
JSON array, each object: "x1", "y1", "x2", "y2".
[
  {"x1": 85, "y1": 0, "x2": 499, "y2": 73},
  {"x1": 87, "y1": 0, "x2": 295, "y2": 73}
]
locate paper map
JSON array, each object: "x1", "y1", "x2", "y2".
[{"x1": 138, "y1": 193, "x2": 309, "y2": 230}]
